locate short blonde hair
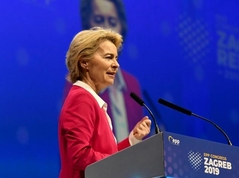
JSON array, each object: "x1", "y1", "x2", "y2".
[{"x1": 65, "y1": 27, "x2": 123, "y2": 83}]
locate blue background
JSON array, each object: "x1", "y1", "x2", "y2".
[{"x1": 1, "y1": 0, "x2": 239, "y2": 177}]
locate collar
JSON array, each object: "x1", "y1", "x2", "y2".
[{"x1": 73, "y1": 80, "x2": 107, "y2": 109}]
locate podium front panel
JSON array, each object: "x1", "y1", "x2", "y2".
[{"x1": 85, "y1": 133, "x2": 165, "y2": 178}]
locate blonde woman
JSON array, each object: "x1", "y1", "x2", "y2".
[{"x1": 58, "y1": 27, "x2": 151, "y2": 178}]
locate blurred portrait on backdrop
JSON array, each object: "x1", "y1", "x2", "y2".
[{"x1": 63, "y1": 0, "x2": 145, "y2": 142}]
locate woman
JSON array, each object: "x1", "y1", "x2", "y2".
[{"x1": 58, "y1": 27, "x2": 151, "y2": 178}]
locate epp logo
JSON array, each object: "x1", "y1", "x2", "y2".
[{"x1": 168, "y1": 136, "x2": 180, "y2": 145}]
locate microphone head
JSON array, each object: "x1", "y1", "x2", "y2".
[
  {"x1": 158, "y1": 98, "x2": 192, "y2": 115},
  {"x1": 130, "y1": 92, "x2": 144, "y2": 106}
]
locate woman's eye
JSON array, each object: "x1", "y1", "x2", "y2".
[
  {"x1": 105, "y1": 55, "x2": 113, "y2": 59},
  {"x1": 93, "y1": 15, "x2": 104, "y2": 24},
  {"x1": 108, "y1": 17, "x2": 117, "y2": 27}
]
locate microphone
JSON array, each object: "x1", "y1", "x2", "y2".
[
  {"x1": 130, "y1": 92, "x2": 160, "y2": 134},
  {"x1": 158, "y1": 98, "x2": 232, "y2": 146}
]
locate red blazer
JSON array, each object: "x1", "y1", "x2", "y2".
[{"x1": 58, "y1": 85, "x2": 130, "y2": 178}]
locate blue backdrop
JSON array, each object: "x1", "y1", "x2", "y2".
[{"x1": 1, "y1": 0, "x2": 239, "y2": 177}]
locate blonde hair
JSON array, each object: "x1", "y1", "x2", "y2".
[{"x1": 65, "y1": 27, "x2": 123, "y2": 83}]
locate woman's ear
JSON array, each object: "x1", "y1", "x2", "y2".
[{"x1": 79, "y1": 60, "x2": 88, "y2": 69}]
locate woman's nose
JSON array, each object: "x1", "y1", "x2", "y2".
[
  {"x1": 112, "y1": 59, "x2": 120, "y2": 68},
  {"x1": 101, "y1": 20, "x2": 111, "y2": 29}
]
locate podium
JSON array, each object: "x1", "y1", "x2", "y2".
[{"x1": 85, "y1": 131, "x2": 239, "y2": 178}]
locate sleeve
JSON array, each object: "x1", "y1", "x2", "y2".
[
  {"x1": 61, "y1": 93, "x2": 110, "y2": 170},
  {"x1": 117, "y1": 131, "x2": 141, "y2": 151},
  {"x1": 117, "y1": 137, "x2": 131, "y2": 151}
]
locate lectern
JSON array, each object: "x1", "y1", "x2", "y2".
[{"x1": 85, "y1": 132, "x2": 239, "y2": 178}]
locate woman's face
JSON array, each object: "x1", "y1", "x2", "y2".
[
  {"x1": 84, "y1": 40, "x2": 119, "y2": 93},
  {"x1": 90, "y1": 0, "x2": 122, "y2": 34}
]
